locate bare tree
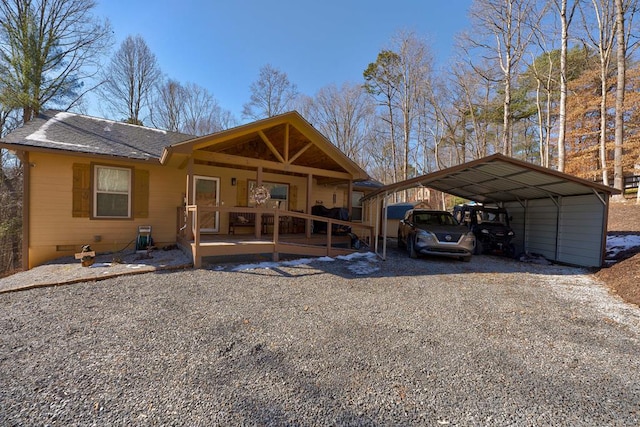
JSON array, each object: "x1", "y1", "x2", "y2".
[
  {"x1": 181, "y1": 82, "x2": 236, "y2": 135},
  {"x1": 151, "y1": 79, "x2": 236, "y2": 136},
  {"x1": 364, "y1": 50, "x2": 401, "y2": 186},
  {"x1": 242, "y1": 64, "x2": 298, "y2": 120},
  {"x1": 613, "y1": 0, "x2": 626, "y2": 192},
  {"x1": 466, "y1": 0, "x2": 540, "y2": 157},
  {"x1": 298, "y1": 82, "x2": 375, "y2": 170},
  {"x1": 151, "y1": 79, "x2": 183, "y2": 132},
  {"x1": 0, "y1": 0, "x2": 112, "y2": 123},
  {"x1": 580, "y1": 0, "x2": 617, "y2": 183},
  {"x1": 99, "y1": 35, "x2": 162, "y2": 125},
  {"x1": 554, "y1": 0, "x2": 579, "y2": 172},
  {"x1": 393, "y1": 31, "x2": 434, "y2": 182}
]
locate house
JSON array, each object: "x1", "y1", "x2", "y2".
[{"x1": 1, "y1": 110, "x2": 377, "y2": 269}]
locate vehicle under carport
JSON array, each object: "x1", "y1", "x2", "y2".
[{"x1": 362, "y1": 154, "x2": 619, "y2": 268}]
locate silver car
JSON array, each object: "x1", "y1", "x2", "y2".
[{"x1": 397, "y1": 209, "x2": 475, "y2": 262}]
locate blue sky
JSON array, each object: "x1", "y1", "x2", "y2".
[{"x1": 93, "y1": 0, "x2": 473, "y2": 122}]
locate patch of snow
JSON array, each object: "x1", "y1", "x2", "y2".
[
  {"x1": 336, "y1": 252, "x2": 378, "y2": 261},
  {"x1": 606, "y1": 234, "x2": 640, "y2": 257},
  {"x1": 229, "y1": 252, "x2": 377, "y2": 273},
  {"x1": 26, "y1": 112, "x2": 92, "y2": 148},
  {"x1": 347, "y1": 260, "x2": 380, "y2": 275},
  {"x1": 90, "y1": 263, "x2": 112, "y2": 268}
]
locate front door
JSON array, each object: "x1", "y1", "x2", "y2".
[{"x1": 193, "y1": 176, "x2": 219, "y2": 232}]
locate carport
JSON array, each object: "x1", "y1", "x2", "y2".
[{"x1": 363, "y1": 154, "x2": 619, "y2": 267}]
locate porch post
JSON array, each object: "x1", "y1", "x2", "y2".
[
  {"x1": 186, "y1": 157, "x2": 195, "y2": 240},
  {"x1": 256, "y1": 166, "x2": 263, "y2": 239},
  {"x1": 347, "y1": 180, "x2": 353, "y2": 218},
  {"x1": 306, "y1": 173, "x2": 313, "y2": 238}
]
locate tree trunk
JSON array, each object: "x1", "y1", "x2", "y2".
[
  {"x1": 557, "y1": 0, "x2": 569, "y2": 172},
  {"x1": 613, "y1": 0, "x2": 625, "y2": 193}
]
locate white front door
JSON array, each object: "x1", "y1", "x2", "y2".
[{"x1": 193, "y1": 176, "x2": 219, "y2": 232}]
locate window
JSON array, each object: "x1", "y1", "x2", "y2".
[
  {"x1": 94, "y1": 165, "x2": 131, "y2": 218},
  {"x1": 352, "y1": 191, "x2": 364, "y2": 221},
  {"x1": 248, "y1": 181, "x2": 289, "y2": 209}
]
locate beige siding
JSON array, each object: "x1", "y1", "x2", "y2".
[
  {"x1": 28, "y1": 153, "x2": 359, "y2": 268},
  {"x1": 28, "y1": 152, "x2": 185, "y2": 268}
]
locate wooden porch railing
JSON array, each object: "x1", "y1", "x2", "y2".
[{"x1": 177, "y1": 205, "x2": 374, "y2": 268}]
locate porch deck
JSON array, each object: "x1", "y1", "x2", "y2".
[{"x1": 178, "y1": 206, "x2": 372, "y2": 267}]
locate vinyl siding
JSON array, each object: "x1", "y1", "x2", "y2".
[{"x1": 28, "y1": 152, "x2": 185, "y2": 268}]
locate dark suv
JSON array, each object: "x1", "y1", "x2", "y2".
[{"x1": 452, "y1": 204, "x2": 515, "y2": 257}]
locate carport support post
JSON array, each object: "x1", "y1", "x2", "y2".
[{"x1": 382, "y1": 192, "x2": 389, "y2": 260}]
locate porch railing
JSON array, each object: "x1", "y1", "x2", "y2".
[{"x1": 177, "y1": 205, "x2": 374, "y2": 268}]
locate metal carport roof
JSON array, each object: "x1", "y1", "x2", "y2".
[
  {"x1": 364, "y1": 154, "x2": 620, "y2": 266},
  {"x1": 363, "y1": 153, "x2": 618, "y2": 204}
]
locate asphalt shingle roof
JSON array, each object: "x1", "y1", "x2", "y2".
[{"x1": 1, "y1": 110, "x2": 194, "y2": 160}]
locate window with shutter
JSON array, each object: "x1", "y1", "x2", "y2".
[{"x1": 73, "y1": 163, "x2": 149, "y2": 219}]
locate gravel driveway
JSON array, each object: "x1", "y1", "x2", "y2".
[{"x1": 1, "y1": 247, "x2": 639, "y2": 426}]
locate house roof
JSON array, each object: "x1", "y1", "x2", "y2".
[
  {"x1": 162, "y1": 111, "x2": 370, "y2": 182},
  {"x1": 363, "y1": 153, "x2": 619, "y2": 203},
  {"x1": 0, "y1": 110, "x2": 193, "y2": 161}
]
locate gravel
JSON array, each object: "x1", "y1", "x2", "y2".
[{"x1": 1, "y1": 247, "x2": 640, "y2": 426}]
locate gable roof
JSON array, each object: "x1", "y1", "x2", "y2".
[
  {"x1": 0, "y1": 110, "x2": 194, "y2": 161},
  {"x1": 162, "y1": 111, "x2": 370, "y2": 182},
  {"x1": 364, "y1": 153, "x2": 619, "y2": 203}
]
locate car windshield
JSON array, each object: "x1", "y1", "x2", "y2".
[{"x1": 414, "y1": 212, "x2": 457, "y2": 226}]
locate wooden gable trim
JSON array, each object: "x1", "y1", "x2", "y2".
[
  {"x1": 193, "y1": 150, "x2": 353, "y2": 180},
  {"x1": 258, "y1": 130, "x2": 285, "y2": 164},
  {"x1": 161, "y1": 112, "x2": 370, "y2": 181}
]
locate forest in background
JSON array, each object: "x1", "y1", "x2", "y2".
[{"x1": 1, "y1": 0, "x2": 639, "y2": 275}]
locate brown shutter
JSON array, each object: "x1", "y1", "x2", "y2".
[
  {"x1": 237, "y1": 179, "x2": 247, "y2": 206},
  {"x1": 72, "y1": 163, "x2": 90, "y2": 217},
  {"x1": 134, "y1": 169, "x2": 150, "y2": 218}
]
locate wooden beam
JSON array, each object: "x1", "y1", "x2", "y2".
[
  {"x1": 284, "y1": 124, "x2": 290, "y2": 163},
  {"x1": 193, "y1": 150, "x2": 352, "y2": 180},
  {"x1": 258, "y1": 130, "x2": 285, "y2": 163},
  {"x1": 288, "y1": 142, "x2": 312, "y2": 164}
]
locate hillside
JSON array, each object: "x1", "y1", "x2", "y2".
[{"x1": 597, "y1": 200, "x2": 640, "y2": 306}]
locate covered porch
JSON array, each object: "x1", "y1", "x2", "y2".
[
  {"x1": 161, "y1": 112, "x2": 374, "y2": 266},
  {"x1": 177, "y1": 206, "x2": 373, "y2": 267}
]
